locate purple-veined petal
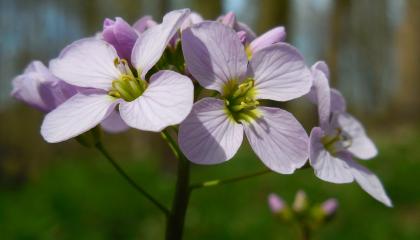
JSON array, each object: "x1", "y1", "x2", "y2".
[
  {"x1": 132, "y1": 16, "x2": 157, "y2": 33},
  {"x1": 249, "y1": 43, "x2": 312, "y2": 102},
  {"x1": 243, "y1": 107, "x2": 308, "y2": 174},
  {"x1": 311, "y1": 61, "x2": 331, "y2": 128},
  {"x1": 249, "y1": 27, "x2": 286, "y2": 53},
  {"x1": 309, "y1": 127, "x2": 354, "y2": 183},
  {"x1": 119, "y1": 70, "x2": 193, "y2": 131},
  {"x1": 101, "y1": 109, "x2": 129, "y2": 133},
  {"x1": 178, "y1": 98, "x2": 244, "y2": 164},
  {"x1": 50, "y1": 39, "x2": 121, "y2": 90},
  {"x1": 182, "y1": 21, "x2": 248, "y2": 92},
  {"x1": 132, "y1": 9, "x2": 190, "y2": 78},
  {"x1": 337, "y1": 113, "x2": 377, "y2": 159},
  {"x1": 102, "y1": 17, "x2": 139, "y2": 61},
  {"x1": 344, "y1": 156, "x2": 392, "y2": 207},
  {"x1": 41, "y1": 93, "x2": 119, "y2": 143}
]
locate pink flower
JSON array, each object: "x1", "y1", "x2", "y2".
[
  {"x1": 308, "y1": 61, "x2": 392, "y2": 207},
  {"x1": 179, "y1": 22, "x2": 312, "y2": 174},
  {"x1": 41, "y1": 9, "x2": 194, "y2": 143}
]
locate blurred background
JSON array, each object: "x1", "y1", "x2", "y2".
[{"x1": 0, "y1": 0, "x2": 419, "y2": 239}]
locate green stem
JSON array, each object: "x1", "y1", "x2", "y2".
[
  {"x1": 190, "y1": 168, "x2": 272, "y2": 190},
  {"x1": 161, "y1": 129, "x2": 191, "y2": 240},
  {"x1": 95, "y1": 141, "x2": 169, "y2": 216}
]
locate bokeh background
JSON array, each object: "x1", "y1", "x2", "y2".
[{"x1": 1, "y1": 0, "x2": 419, "y2": 239}]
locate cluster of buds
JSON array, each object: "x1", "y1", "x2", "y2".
[{"x1": 268, "y1": 190, "x2": 338, "y2": 231}]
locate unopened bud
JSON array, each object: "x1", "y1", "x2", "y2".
[
  {"x1": 321, "y1": 198, "x2": 338, "y2": 218},
  {"x1": 293, "y1": 190, "x2": 308, "y2": 212},
  {"x1": 268, "y1": 193, "x2": 285, "y2": 213}
]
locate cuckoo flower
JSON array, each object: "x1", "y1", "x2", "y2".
[
  {"x1": 308, "y1": 61, "x2": 392, "y2": 206},
  {"x1": 41, "y1": 9, "x2": 193, "y2": 143},
  {"x1": 11, "y1": 61, "x2": 77, "y2": 112},
  {"x1": 179, "y1": 22, "x2": 311, "y2": 174}
]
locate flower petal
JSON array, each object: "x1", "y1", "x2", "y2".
[
  {"x1": 344, "y1": 157, "x2": 393, "y2": 207},
  {"x1": 50, "y1": 39, "x2": 121, "y2": 90},
  {"x1": 182, "y1": 21, "x2": 248, "y2": 92},
  {"x1": 243, "y1": 107, "x2": 308, "y2": 174},
  {"x1": 132, "y1": 16, "x2": 156, "y2": 33},
  {"x1": 179, "y1": 98, "x2": 244, "y2": 164},
  {"x1": 331, "y1": 88, "x2": 347, "y2": 113},
  {"x1": 132, "y1": 9, "x2": 190, "y2": 78},
  {"x1": 309, "y1": 127, "x2": 354, "y2": 183},
  {"x1": 11, "y1": 61, "x2": 55, "y2": 112},
  {"x1": 337, "y1": 113, "x2": 378, "y2": 159},
  {"x1": 100, "y1": 109, "x2": 129, "y2": 133},
  {"x1": 311, "y1": 61, "x2": 331, "y2": 128},
  {"x1": 102, "y1": 17, "x2": 139, "y2": 61},
  {"x1": 119, "y1": 70, "x2": 193, "y2": 131},
  {"x1": 249, "y1": 27, "x2": 286, "y2": 53},
  {"x1": 41, "y1": 93, "x2": 118, "y2": 143},
  {"x1": 249, "y1": 43, "x2": 312, "y2": 101}
]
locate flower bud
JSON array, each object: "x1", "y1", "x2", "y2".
[
  {"x1": 321, "y1": 198, "x2": 338, "y2": 218},
  {"x1": 249, "y1": 26, "x2": 286, "y2": 54},
  {"x1": 102, "y1": 17, "x2": 138, "y2": 61},
  {"x1": 293, "y1": 190, "x2": 308, "y2": 213},
  {"x1": 268, "y1": 193, "x2": 285, "y2": 213}
]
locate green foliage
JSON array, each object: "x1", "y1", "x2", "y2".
[{"x1": 0, "y1": 129, "x2": 419, "y2": 239}]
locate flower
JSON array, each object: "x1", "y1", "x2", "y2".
[
  {"x1": 308, "y1": 61, "x2": 392, "y2": 207},
  {"x1": 41, "y1": 9, "x2": 194, "y2": 143},
  {"x1": 11, "y1": 60, "x2": 77, "y2": 112},
  {"x1": 179, "y1": 22, "x2": 312, "y2": 174}
]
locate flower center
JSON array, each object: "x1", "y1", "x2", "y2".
[
  {"x1": 222, "y1": 78, "x2": 261, "y2": 123},
  {"x1": 321, "y1": 128, "x2": 352, "y2": 155},
  {"x1": 108, "y1": 59, "x2": 148, "y2": 102}
]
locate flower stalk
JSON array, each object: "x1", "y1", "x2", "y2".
[{"x1": 95, "y1": 141, "x2": 170, "y2": 216}]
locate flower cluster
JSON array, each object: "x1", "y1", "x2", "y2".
[{"x1": 11, "y1": 9, "x2": 391, "y2": 206}]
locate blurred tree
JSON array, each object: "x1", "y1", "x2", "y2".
[
  {"x1": 190, "y1": 0, "x2": 222, "y2": 19},
  {"x1": 395, "y1": 0, "x2": 420, "y2": 122},
  {"x1": 256, "y1": 0, "x2": 289, "y2": 34}
]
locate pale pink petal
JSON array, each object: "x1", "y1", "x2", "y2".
[
  {"x1": 100, "y1": 110, "x2": 129, "y2": 133},
  {"x1": 311, "y1": 61, "x2": 331, "y2": 128},
  {"x1": 131, "y1": 9, "x2": 190, "y2": 78},
  {"x1": 268, "y1": 193, "x2": 285, "y2": 213},
  {"x1": 344, "y1": 157, "x2": 392, "y2": 207},
  {"x1": 50, "y1": 39, "x2": 121, "y2": 90},
  {"x1": 119, "y1": 70, "x2": 193, "y2": 131},
  {"x1": 249, "y1": 43, "x2": 312, "y2": 102},
  {"x1": 182, "y1": 21, "x2": 248, "y2": 92},
  {"x1": 41, "y1": 93, "x2": 119, "y2": 143},
  {"x1": 180, "y1": 12, "x2": 203, "y2": 30},
  {"x1": 249, "y1": 27, "x2": 286, "y2": 53},
  {"x1": 220, "y1": 11, "x2": 236, "y2": 28},
  {"x1": 337, "y1": 113, "x2": 377, "y2": 159},
  {"x1": 235, "y1": 21, "x2": 256, "y2": 43},
  {"x1": 243, "y1": 107, "x2": 308, "y2": 174},
  {"x1": 309, "y1": 127, "x2": 354, "y2": 183},
  {"x1": 178, "y1": 98, "x2": 244, "y2": 164}
]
